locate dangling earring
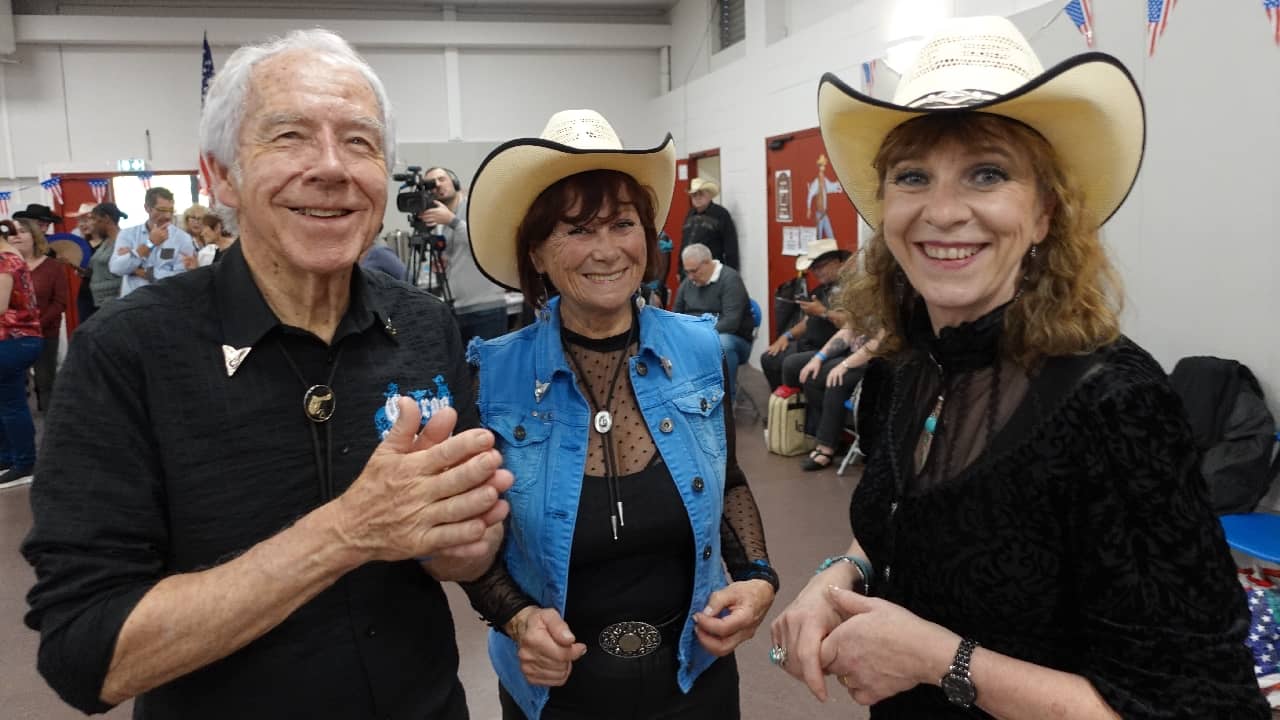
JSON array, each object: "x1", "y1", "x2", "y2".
[
  {"x1": 1015, "y1": 245, "x2": 1039, "y2": 302},
  {"x1": 1028, "y1": 245, "x2": 1039, "y2": 261},
  {"x1": 536, "y1": 274, "x2": 552, "y2": 321}
]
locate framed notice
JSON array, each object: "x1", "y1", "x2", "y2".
[{"x1": 774, "y1": 170, "x2": 792, "y2": 222}]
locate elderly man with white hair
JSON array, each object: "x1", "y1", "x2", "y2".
[
  {"x1": 674, "y1": 242, "x2": 754, "y2": 397},
  {"x1": 23, "y1": 29, "x2": 510, "y2": 719}
]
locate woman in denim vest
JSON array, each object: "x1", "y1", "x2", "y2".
[{"x1": 462, "y1": 109, "x2": 778, "y2": 720}]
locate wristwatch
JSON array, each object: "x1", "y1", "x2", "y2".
[{"x1": 940, "y1": 638, "x2": 979, "y2": 707}]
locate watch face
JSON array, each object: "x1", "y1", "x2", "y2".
[{"x1": 941, "y1": 673, "x2": 976, "y2": 706}]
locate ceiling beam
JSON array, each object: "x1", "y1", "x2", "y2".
[{"x1": 13, "y1": 14, "x2": 672, "y2": 49}]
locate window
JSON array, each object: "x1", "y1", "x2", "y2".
[{"x1": 714, "y1": 0, "x2": 745, "y2": 53}]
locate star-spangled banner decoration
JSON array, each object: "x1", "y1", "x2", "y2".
[
  {"x1": 138, "y1": 172, "x2": 153, "y2": 190},
  {"x1": 40, "y1": 177, "x2": 63, "y2": 206},
  {"x1": 201, "y1": 31, "x2": 215, "y2": 107},
  {"x1": 1265, "y1": 0, "x2": 1280, "y2": 45},
  {"x1": 1147, "y1": 0, "x2": 1177, "y2": 57},
  {"x1": 1246, "y1": 586, "x2": 1280, "y2": 678},
  {"x1": 1064, "y1": 0, "x2": 1095, "y2": 47},
  {"x1": 88, "y1": 178, "x2": 108, "y2": 203},
  {"x1": 861, "y1": 60, "x2": 876, "y2": 95},
  {"x1": 0, "y1": 191, "x2": 11, "y2": 217}
]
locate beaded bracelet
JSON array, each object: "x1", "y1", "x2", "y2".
[
  {"x1": 815, "y1": 555, "x2": 872, "y2": 594},
  {"x1": 814, "y1": 351, "x2": 828, "y2": 362},
  {"x1": 784, "y1": 331, "x2": 795, "y2": 341}
]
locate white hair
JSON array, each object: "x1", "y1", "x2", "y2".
[
  {"x1": 198, "y1": 28, "x2": 396, "y2": 186},
  {"x1": 681, "y1": 243, "x2": 712, "y2": 263}
]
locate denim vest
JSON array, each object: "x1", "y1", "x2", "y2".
[{"x1": 467, "y1": 297, "x2": 729, "y2": 720}]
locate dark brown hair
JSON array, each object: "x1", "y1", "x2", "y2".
[
  {"x1": 514, "y1": 169, "x2": 661, "y2": 308},
  {"x1": 202, "y1": 213, "x2": 224, "y2": 232}
]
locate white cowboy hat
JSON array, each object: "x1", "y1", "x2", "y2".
[
  {"x1": 795, "y1": 238, "x2": 851, "y2": 271},
  {"x1": 689, "y1": 177, "x2": 719, "y2": 198},
  {"x1": 817, "y1": 15, "x2": 1144, "y2": 231},
  {"x1": 67, "y1": 202, "x2": 97, "y2": 218},
  {"x1": 468, "y1": 109, "x2": 676, "y2": 291}
]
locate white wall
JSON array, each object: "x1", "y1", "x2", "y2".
[
  {"x1": 0, "y1": 13, "x2": 667, "y2": 217},
  {"x1": 655, "y1": 0, "x2": 1280, "y2": 421}
]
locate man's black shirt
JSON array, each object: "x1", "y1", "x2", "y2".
[
  {"x1": 680, "y1": 203, "x2": 739, "y2": 271},
  {"x1": 23, "y1": 243, "x2": 476, "y2": 719}
]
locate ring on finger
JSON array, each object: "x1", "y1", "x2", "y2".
[
  {"x1": 838, "y1": 674, "x2": 854, "y2": 689},
  {"x1": 768, "y1": 644, "x2": 788, "y2": 667}
]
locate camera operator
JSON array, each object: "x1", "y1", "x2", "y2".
[{"x1": 416, "y1": 167, "x2": 509, "y2": 342}]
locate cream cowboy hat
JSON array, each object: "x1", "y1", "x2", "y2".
[
  {"x1": 817, "y1": 15, "x2": 1144, "y2": 231},
  {"x1": 67, "y1": 202, "x2": 97, "y2": 218},
  {"x1": 689, "y1": 177, "x2": 719, "y2": 198},
  {"x1": 795, "y1": 238, "x2": 851, "y2": 271},
  {"x1": 468, "y1": 109, "x2": 676, "y2": 291}
]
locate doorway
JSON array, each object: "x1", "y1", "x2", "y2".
[{"x1": 763, "y1": 128, "x2": 860, "y2": 338}]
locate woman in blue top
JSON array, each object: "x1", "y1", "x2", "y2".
[{"x1": 462, "y1": 109, "x2": 779, "y2": 720}]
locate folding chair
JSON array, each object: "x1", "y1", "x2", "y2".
[
  {"x1": 836, "y1": 382, "x2": 864, "y2": 475},
  {"x1": 733, "y1": 299, "x2": 764, "y2": 425}
]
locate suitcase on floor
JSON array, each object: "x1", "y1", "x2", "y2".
[{"x1": 767, "y1": 385, "x2": 813, "y2": 457}]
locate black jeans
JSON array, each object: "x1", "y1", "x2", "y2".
[
  {"x1": 33, "y1": 332, "x2": 58, "y2": 412},
  {"x1": 760, "y1": 343, "x2": 816, "y2": 391},
  {"x1": 803, "y1": 359, "x2": 864, "y2": 447},
  {"x1": 499, "y1": 651, "x2": 739, "y2": 720}
]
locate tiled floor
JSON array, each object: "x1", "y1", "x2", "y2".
[{"x1": 0, "y1": 369, "x2": 870, "y2": 719}]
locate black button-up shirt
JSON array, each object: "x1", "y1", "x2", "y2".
[{"x1": 23, "y1": 243, "x2": 477, "y2": 719}]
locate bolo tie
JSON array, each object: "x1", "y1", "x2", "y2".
[
  {"x1": 277, "y1": 339, "x2": 345, "y2": 501},
  {"x1": 563, "y1": 319, "x2": 637, "y2": 541}
]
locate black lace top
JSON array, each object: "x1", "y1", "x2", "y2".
[
  {"x1": 851, "y1": 303, "x2": 1268, "y2": 718},
  {"x1": 462, "y1": 319, "x2": 777, "y2": 634}
]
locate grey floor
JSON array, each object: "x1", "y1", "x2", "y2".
[{"x1": 0, "y1": 368, "x2": 869, "y2": 720}]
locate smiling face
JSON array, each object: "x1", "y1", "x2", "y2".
[
  {"x1": 530, "y1": 193, "x2": 647, "y2": 336},
  {"x1": 209, "y1": 49, "x2": 387, "y2": 278},
  {"x1": 879, "y1": 125, "x2": 1051, "y2": 333}
]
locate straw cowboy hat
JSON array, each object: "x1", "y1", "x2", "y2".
[
  {"x1": 468, "y1": 109, "x2": 676, "y2": 291},
  {"x1": 817, "y1": 15, "x2": 1144, "y2": 231},
  {"x1": 795, "y1": 237, "x2": 851, "y2": 271},
  {"x1": 688, "y1": 177, "x2": 719, "y2": 198},
  {"x1": 67, "y1": 202, "x2": 97, "y2": 218}
]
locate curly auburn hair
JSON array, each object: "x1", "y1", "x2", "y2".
[{"x1": 838, "y1": 112, "x2": 1123, "y2": 367}]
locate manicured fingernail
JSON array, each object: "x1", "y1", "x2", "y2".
[{"x1": 702, "y1": 606, "x2": 713, "y2": 614}]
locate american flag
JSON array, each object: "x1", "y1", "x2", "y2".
[
  {"x1": 88, "y1": 178, "x2": 108, "y2": 203},
  {"x1": 138, "y1": 172, "x2": 153, "y2": 190},
  {"x1": 1246, "y1": 586, "x2": 1280, "y2": 678},
  {"x1": 201, "y1": 32, "x2": 215, "y2": 107},
  {"x1": 1266, "y1": 0, "x2": 1280, "y2": 45},
  {"x1": 1147, "y1": 0, "x2": 1177, "y2": 56},
  {"x1": 40, "y1": 177, "x2": 63, "y2": 206},
  {"x1": 0, "y1": 191, "x2": 11, "y2": 217},
  {"x1": 861, "y1": 60, "x2": 876, "y2": 95},
  {"x1": 1064, "y1": 0, "x2": 1094, "y2": 47}
]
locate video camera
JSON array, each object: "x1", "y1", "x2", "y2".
[{"x1": 393, "y1": 165, "x2": 439, "y2": 217}]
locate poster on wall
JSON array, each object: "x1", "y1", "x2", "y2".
[
  {"x1": 774, "y1": 170, "x2": 792, "y2": 222},
  {"x1": 782, "y1": 226, "x2": 818, "y2": 256},
  {"x1": 807, "y1": 155, "x2": 843, "y2": 240}
]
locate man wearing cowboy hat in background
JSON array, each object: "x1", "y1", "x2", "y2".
[
  {"x1": 760, "y1": 238, "x2": 850, "y2": 392},
  {"x1": 680, "y1": 176, "x2": 738, "y2": 275}
]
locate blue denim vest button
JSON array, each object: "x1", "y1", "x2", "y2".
[
  {"x1": 692, "y1": 476, "x2": 705, "y2": 492},
  {"x1": 659, "y1": 418, "x2": 674, "y2": 433},
  {"x1": 700, "y1": 397, "x2": 709, "y2": 412},
  {"x1": 702, "y1": 545, "x2": 712, "y2": 560},
  {"x1": 636, "y1": 361, "x2": 648, "y2": 376},
  {"x1": 514, "y1": 425, "x2": 526, "y2": 441}
]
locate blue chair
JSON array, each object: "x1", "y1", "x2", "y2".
[
  {"x1": 732, "y1": 299, "x2": 764, "y2": 425},
  {"x1": 1220, "y1": 431, "x2": 1280, "y2": 568}
]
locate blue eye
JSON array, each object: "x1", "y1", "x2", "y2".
[
  {"x1": 972, "y1": 165, "x2": 1010, "y2": 186},
  {"x1": 891, "y1": 169, "x2": 928, "y2": 187}
]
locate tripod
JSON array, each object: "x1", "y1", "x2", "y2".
[{"x1": 406, "y1": 218, "x2": 453, "y2": 306}]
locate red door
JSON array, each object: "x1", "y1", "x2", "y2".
[
  {"x1": 763, "y1": 128, "x2": 860, "y2": 338},
  {"x1": 659, "y1": 158, "x2": 691, "y2": 303}
]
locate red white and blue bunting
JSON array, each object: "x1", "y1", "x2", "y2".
[
  {"x1": 1063, "y1": 0, "x2": 1094, "y2": 47},
  {"x1": 40, "y1": 177, "x2": 63, "y2": 206},
  {"x1": 88, "y1": 178, "x2": 109, "y2": 203},
  {"x1": 1147, "y1": 0, "x2": 1177, "y2": 56}
]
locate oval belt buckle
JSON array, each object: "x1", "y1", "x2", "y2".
[{"x1": 598, "y1": 620, "x2": 662, "y2": 659}]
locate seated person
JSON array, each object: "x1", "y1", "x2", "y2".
[
  {"x1": 795, "y1": 329, "x2": 880, "y2": 471},
  {"x1": 761, "y1": 239, "x2": 850, "y2": 390},
  {"x1": 674, "y1": 242, "x2": 754, "y2": 396}
]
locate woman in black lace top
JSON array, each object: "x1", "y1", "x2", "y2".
[{"x1": 769, "y1": 16, "x2": 1268, "y2": 719}]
